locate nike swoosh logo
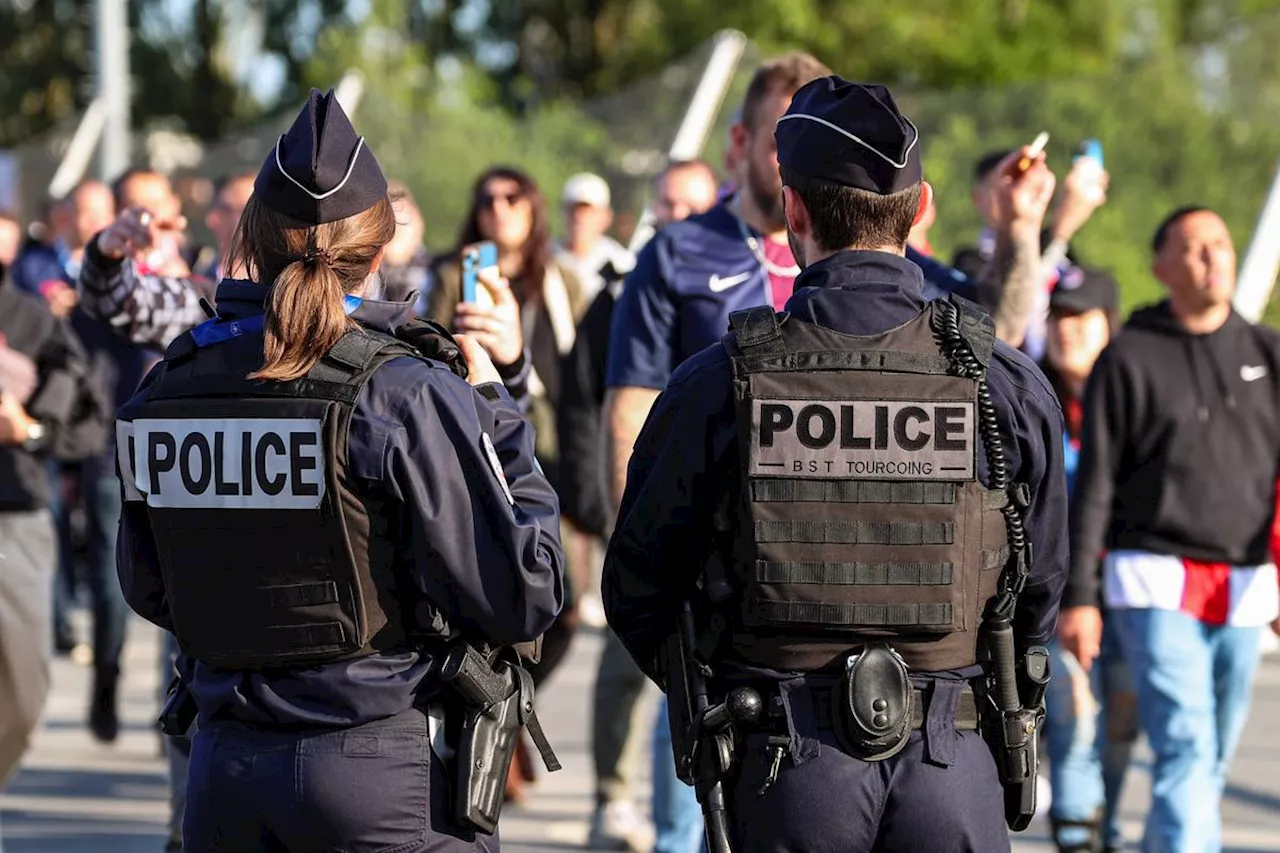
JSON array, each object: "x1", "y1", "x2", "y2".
[
  {"x1": 709, "y1": 272, "x2": 753, "y2": 293},
  {"x1": 1241, "y1": 365, "x2": 1268, "y2": 382}
]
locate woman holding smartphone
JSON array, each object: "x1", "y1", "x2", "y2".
[
  {"x1": 425, "y1": 167, "x2": 590, "y2": 803},
  {"x1": 113, "y1": 89, "x2": 566, "y2": 852}
]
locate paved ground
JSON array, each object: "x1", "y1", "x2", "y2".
[{"x1": 3, "y1": 615, "x2": 1279, "y2": 852}]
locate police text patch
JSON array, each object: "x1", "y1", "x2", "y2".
[
  {"x1": 749, "y1": 399, "x2": 975, "y2": 480},
  {"x1": 130, "y1": 418, "x2": 326, "y2": 509}
]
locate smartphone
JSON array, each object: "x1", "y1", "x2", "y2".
[
  {"x1": 461, "y1": 241, "x2": 498, "y2": 307},
  {"x1": 1074, "y1": 138, "x2": 1104, "y2": 169}
]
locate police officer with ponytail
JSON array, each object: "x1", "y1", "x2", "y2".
[
  {"x1": 115, "y1": 90, "x2": 566, "y2": 852},
  {"x1": 603, "y1": 77, "x2": 1068, "y2": 852}
]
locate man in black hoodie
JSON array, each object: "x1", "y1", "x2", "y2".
[{"x1": 1064, "y1": 206, "x2": 1280, "y2": 853}]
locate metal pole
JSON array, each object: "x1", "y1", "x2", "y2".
[
  {"x1": 627, "y1": 29, "x2": 749, "y2": 254},
  {"x1": 334, "y1": 69, "x2": 367, "y2": 116},
  {"x1": 96, "y1": 0, "x2": 131, "y2": 182},
  {"x1": 1233, "y1": 158, "x2": 1280, "y2": 323},
  {"x1": 48, "y1": 98, "x2": 109, "y2": 198}
]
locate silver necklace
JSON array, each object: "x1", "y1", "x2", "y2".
[{"x1": 730, "y1": 196, "x2": 800, "y2": 278}]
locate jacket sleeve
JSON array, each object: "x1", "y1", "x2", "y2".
[
  {"x1": 78, "y1": 239, "x2": 211, "y2": 350},
  {"x1": 379, "y1": 368, "x2": 566, "y2": 645},
  {"x1": 1013, "y1": 379, "x2": 1071, "y2": 647},
  {"x1": 556, "y1": 290, "x2": 614, "y2": 538},
  {"x1": 1065, "y1": 346, "x2": 1127, "y2": 609},
  {"x1": 114, "y1": 368, "x2": 173, "y2": 630},
  {"x1": 601, "y1": 351, "x2": 733, "y2": 681}
]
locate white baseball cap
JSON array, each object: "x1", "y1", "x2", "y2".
[{"x1": 562, "y1": 173, "x2": 611, "y2": 208}]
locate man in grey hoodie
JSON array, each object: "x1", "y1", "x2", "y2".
[{"x1": 1064, "y1": 206, "x2": 1280, "y2": 853}]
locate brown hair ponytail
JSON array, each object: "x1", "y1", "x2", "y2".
[{"x1": 226, "y1": 193, "x2": 397, "y2": 382}]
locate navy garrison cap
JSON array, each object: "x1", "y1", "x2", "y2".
[
  {"x1": 254, "y1": 88, "x2": 388, "y2": 225},
  {"x1": 775, "y1": 76, "x2": 922, "y2": 194}
]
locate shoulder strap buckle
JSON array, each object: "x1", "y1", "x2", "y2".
[{"x1": 728, "y1": 307, "x2": 787, "y2": 356}]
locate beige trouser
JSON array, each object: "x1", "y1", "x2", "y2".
[{"x1": 0, "y1": 510, "x2": 55, "y2": 788}]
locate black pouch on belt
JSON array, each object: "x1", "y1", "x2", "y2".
[{"x1": 831, "y1": 643, "x2": 912, "y2": 761}]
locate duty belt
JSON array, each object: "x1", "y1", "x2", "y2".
[{"x1": 811, "y1": 685, "x2": 980, "y2": 731}]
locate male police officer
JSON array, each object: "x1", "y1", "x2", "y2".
[{"x1": 602, "y1": 77, "x2": 1068, "y2": 852}]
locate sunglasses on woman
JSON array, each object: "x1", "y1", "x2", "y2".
[{"x1": 478, "y1": 190, "x2": 524, "y2": 210}]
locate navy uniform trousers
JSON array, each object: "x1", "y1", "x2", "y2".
[
  {"x1": 184, "y1": 707, "x2": 497, "y2": 853},
  {"x1": 728, "y1": 678, "x2": 1009, "y2": 853}
]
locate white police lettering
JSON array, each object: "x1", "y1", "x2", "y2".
[
  {"x1": 115, "y1": 420, "x2": 143, "y2": 502},
  {"x1": 750, "y1": 398, "x2": 975, "y2": 480},
  {"x1": 131, "y1": 418, "x2": 325, "y2": 509}
]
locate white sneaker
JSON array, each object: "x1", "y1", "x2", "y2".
[
  {"x1": 580, "y1": 595, "x2": 608, "y2": 630},
  {"x1": 587, "y1": 800, "x2": 650, "y2": 852}
]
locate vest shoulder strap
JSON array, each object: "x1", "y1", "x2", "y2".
[
  {"x1": 727, "y1": 307, "x2": 787, "y2": 356},
  {"x1": 307, "y1": 327, "x2": 420, "y2": 385},
  {"x1": 948, "y1": 294, "x2": 996, "y2": 370}
]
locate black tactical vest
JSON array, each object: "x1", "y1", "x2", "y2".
[
  {"x1": 118, "y1": 320, "x2": 449, "y2": 669},
  {"x1": 719, "y1": 300, "x2": 1017, "y2": 673}
]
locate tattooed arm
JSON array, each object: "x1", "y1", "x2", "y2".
[
  {"x1": 978, "y1": 224, "x2": 1044, "y2": 348},
  {"x1": 974, "y1": 147, "x2": 1057, "y2": 348}
]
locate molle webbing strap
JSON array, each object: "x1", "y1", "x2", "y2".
[
  {"x1": 147, "y1": 375, "x2": 362, "y2": 403},
  {"x1": 751, "y1": 480, "x2": 957, "y2": 504},
  {"x1": 261, "y1": 581, "x2": 340, "y2": 609},
  {"x1": 221, "y1": 622, "x2": 348, "y2": 656},
  {"x1": 754, "y1": 520, "x2": 954, "y2": 546},
  {"x1": 736, "y1": 350, "x2": 951, "y2": 376},
  {"x1": 751, "y1": 601, "x2": 953, "y2": 627},
  {"x1": 756, "y1": 560, "x2": 954, "y2": 586},
  {"x1": 983, "y1": 547, "x2": 1012, "y2": 571}
]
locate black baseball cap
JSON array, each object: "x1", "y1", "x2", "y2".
[{"x1": 1050, "y1": 264, "x2": 1119, "y2": 316}]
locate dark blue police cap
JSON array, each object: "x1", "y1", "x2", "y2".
[
  {"x1": 775, "y1": 76, "x2": 922, "y2": 195},
  {"x1": 254, "y1": 88, "x2": 388, "y2": 225}
]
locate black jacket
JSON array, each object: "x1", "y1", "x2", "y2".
[
  {"x1": 0, "y1": 281, "x2": 109, "y2": 510},
  {"x1": 557, "y1": 283, "x2": 619, "y2": 539},
  {"x1": 1067, "y1": 302, "x2": 1280, "y2": 607}
]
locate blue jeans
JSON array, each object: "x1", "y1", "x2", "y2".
[
  {"x1": 1112, "y1": 608, "x2": 1263, "y2": 853},
  {"x1": 1045, "y1": 621, "x2": 1138, "y2": 849},
  {"x1": 47, "y1": 459, "x2": 129, "y2": 670},
  {"x1": 84, "y1": 463, "x2": 128, "y2": 672},
  {"x1": 651, "y1": 696, "x2": 705, "y2": 853}
]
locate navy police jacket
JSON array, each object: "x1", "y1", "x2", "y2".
[
  {"x1": 602, "y1": 251, "x2": 1068, "y2": 683},
  {"x1": 116, "y1": 280, "x2": 567, "y2": 727}
]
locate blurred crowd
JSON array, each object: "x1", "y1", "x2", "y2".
[{"x1": 0, "y1": 50, "x2": 1276, "y2": 853}]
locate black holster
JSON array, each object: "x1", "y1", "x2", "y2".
[
  {"x1": 439, "y1": 644, "x2": 559, "y2": 835},
  {"x1": 977, "y1": 619, "x2": 1050, "y2": 831},
  {"x1": 158, "y1": 675, "x2": 197, "y2": 738}
]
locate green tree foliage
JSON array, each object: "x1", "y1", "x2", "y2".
[
  {"x1": 913, "y1": 7, "x2": 1280, "y2": 314},
  {"x1": 0, "y1": 0, "x2": 95, "y2": 148},
  {"x1": 440, "y1": 0, "x2": 1129, "y2": 109},
  {"x1": 306, "y1": 0, "x2": 614, "y2": 248}
]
